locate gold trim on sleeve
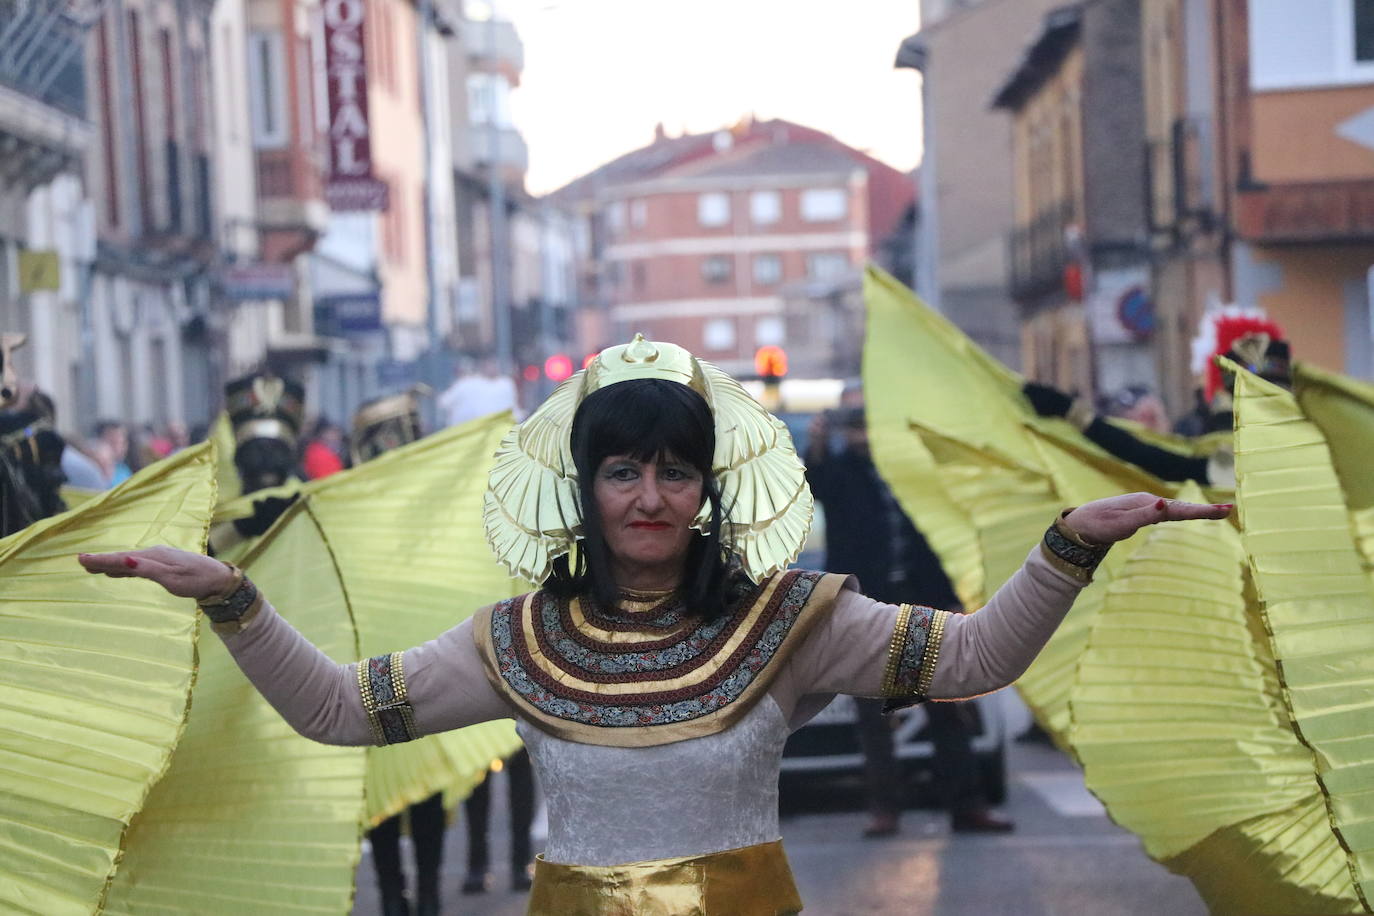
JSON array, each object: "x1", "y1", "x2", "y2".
[
  {"x1": 880, "y1": 604, "x2": 913, "y2": 697},
  {"x1": 357, "y1": 650, "x2": 419, "y2": 746},
  {"x1": 914, "y1": 610, "x2": 950, "y2": 698}
]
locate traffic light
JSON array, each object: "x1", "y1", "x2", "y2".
[
  {"x1": 754, "y1": 345, "x2": 788, "y2": 380},
  {"x1": 544, "y1": 353, "x2": 574, "y2": 382}
]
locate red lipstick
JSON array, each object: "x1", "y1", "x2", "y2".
[{"x1": 629, "y1": 521, "x2": 672, "y2": 530}]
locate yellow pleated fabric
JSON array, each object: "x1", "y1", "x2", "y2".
[
  {"x1": 104, "y1": 510, "x2": 367, "y2": 914},
  {"x1": 1293, "y1": 363, "x2": 1374, "y2": 585},
  {"x1": 1233, "y1": 368, "x2": 1374, "y2": 911},
  {"x1": 1071, "y1": 478, "x2": 1365, "y2": 913},
  {"x1": 862, "y1": 264, "x2": 1183, "y2": 745},
  {"x1": 270, "y1": 411, "x2": 523, "y2": 826},
  {"x1": 0, "y1": 443, "x2": 215, "y2": 916},
  {"x1": 210, "y1": 412, "x2": 242, "y2": 505}
]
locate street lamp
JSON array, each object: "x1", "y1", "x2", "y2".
[{"x1": 894, "y1": 32, "x2": 941, "y2": 314}]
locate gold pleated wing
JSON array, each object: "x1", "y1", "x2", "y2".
[
  {"x1": 1293, "y1": 363, "x2": 1374, "y2": 585},
  {"x1": 0, "y1": 443, "x2": 215, "y2": 916},
  {"x1": 483, "y1": 338, "x2": 812, "y2": 584},
  {"x1": 1231, "y1": 367, "x2": 1374, "y2": 911},
  {"x1": 1070, "y1": 478, "x2": 1365, "y2": 914},
  {"x1": 284, "y1": 411, "x2": 523, "y2": 825},
  {"x1": 104, "y1": 504, "x2": 367, "y2": 915}
]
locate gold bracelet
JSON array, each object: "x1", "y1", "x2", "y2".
[{"x1": 197, "y1": 562, "x2": 244, "y2": 608}]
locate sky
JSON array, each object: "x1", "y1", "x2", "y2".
[{"x1": 493, "y1": 0, "x2": 925, "y2": 195}]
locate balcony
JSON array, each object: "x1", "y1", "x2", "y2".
[
  {"x1": 1236, "y1": 179, "x2": 1374, "y2": 244},
  {"x1": 468, "y1": 124, "x2": 529, "y2": 176},
  {"x1": 255, "y1": 148, "x2": 327, "y2": 260},
  {"x1": 0, "y1": 1, "x2": 91, "y2": 119},
  {"x1": 1008, "y1": 201, "x2": 1075, "y2": 303},
  {"x1": 465, "y1": 18, "x2": 523, "y2": 83}
]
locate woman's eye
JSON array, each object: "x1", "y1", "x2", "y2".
[
  {"x1": 662, "y1": 467, "x2": 694, "y2": 481},
  {"x1": 610, "y1": 467, "x2": 638, "y2": 480}
]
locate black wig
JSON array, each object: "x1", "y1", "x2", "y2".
[{"x1": 543, "y1": 378, "x2": 742, "y2": 620}]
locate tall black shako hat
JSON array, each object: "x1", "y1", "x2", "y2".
[{"x1": 225, "y1": 372, "x2": 306, "y2": 446}]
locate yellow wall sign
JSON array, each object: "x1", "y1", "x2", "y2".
[{"x1": 19, "y1": 250, "x2": 60, "y2": 293}]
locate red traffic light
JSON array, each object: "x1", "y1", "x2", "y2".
[
  {"x1": 545, "y1": 353, "x2": 574, "y2": 382},
  {"x1": 754, "y1": 345, "x2": 788, "y2": 379}
]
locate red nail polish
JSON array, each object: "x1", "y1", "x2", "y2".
[
  {"x1": 123, "y1": 557, "x2": 138, "y2": 569},
  {"x1": 1155, "y1": 498, "x2": 1166, "y2": 510}
]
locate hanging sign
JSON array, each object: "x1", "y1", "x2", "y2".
[{"x1": 322, "y1": 0, "x2": 389, "y2": 211}]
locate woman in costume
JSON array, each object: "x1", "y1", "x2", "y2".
[{"x1": 78, "y1": 336, "x2": 1227, "y2": 914}]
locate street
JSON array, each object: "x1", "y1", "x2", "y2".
[{"x1": 352, "y1": 739, "x2": 1205, "y2": 915}]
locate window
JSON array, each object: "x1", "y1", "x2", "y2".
[
  {"x1": 754, "y1": 316, "x2": 784, "y2": 347},
  {"x1": 698, "y1": 192, "x2": 730, "y2": 227},
  {"x1": 750, "y1": 190, "x2": 781, "y2": 225},
  {"x1": 248, "y1": 31, "x2": 288, "y2": 148},
  {"x1": 704, "y1": 318, "x2": 736, "y2": 350},
  {"x1": 605, "y1": 201, "x2": 626, "y2": 235},
  {"x1": 806, "y1": 252, "x2": 850, "y2": 281},
  {"x1": 630, "y1": 199, "x2": 647, "y2": 228},
  {"x1": 800, "y1": 188, "x2": 846, "y2": 222},
  {"x1": 1250, "y1": 0, "x2": 1374, "y2": 88},
  {"x1": 753, "y1": 253, "x2": 782, "y2": 286},
  {"x1": 632, "y1": 260, "x2": 646, "y2": 293},
  {"x1": 701, "y1": 255, "x2": 732, "y2": 284},
  {"x1": 467, "y1": 73, "x2": 512, "y2": 126},
  {"x1": 1358, "y1": 0, "x2": 1374, "y2": 61}
]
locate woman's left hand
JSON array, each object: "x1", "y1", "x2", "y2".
[{"x1": 1063, "y1": 493, "x2": 1232, "y2": 546}]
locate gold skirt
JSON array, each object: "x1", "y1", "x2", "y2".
[{"x1": 526, "y1": 839, "x2": 803, "y2": 915}]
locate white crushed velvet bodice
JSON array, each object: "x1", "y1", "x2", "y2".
[{"x1": 519, "y1": 695, "x2": 791, "y2": 866}]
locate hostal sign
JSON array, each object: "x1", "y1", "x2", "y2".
[{"x1": 323, "y1": 0, "x2": 389, "y2": 211}]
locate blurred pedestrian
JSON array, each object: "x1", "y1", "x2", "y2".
[
  {"x1": 806, "y1": 383, "x2": 1013, "y2": 836},
  {"x1": 301, "y1": 418, "x2": 345, "y2": 480},
  {"x1": 437, "y1": 356, "x2": 522, "y2": 428},
  {"x1": 93, "y1": 420, "x2": 131, "y2": 485}
]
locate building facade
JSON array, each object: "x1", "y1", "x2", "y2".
[
  {"x1": 1218, "y1": 0, "x2": 1374, "y2": 378},
  {"x1": 554, "y1": 119, "x2": 913, "y2": 379},
  {"x1": 916, "y1": 0, "x2": 1066, "y2": 372},
  {"x1": 994, "y1": 0, "x2": 1156, "y2": 401}
]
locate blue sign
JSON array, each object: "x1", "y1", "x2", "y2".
[
  {"x1": 377, "y1": 359, "x2": 420, "y2": 388},
  {"x1": 315, "y1": 292, "x2": 382, "y2": 336},
  {"x1": 1117, "y1": 287, "x2": 1156, "y2": 340}
]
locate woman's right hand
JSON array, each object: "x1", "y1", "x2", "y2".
[{"x1": 78, "y1": 546, "x2": 237, "y2": 600}]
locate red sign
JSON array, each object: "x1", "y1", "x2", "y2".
[{"x1": 323, "y1": 0, "x2": 388, "y2": 211}]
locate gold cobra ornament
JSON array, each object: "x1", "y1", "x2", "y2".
[{"x1": 482, "y1": 334, "x2": 814, "y2": 584}]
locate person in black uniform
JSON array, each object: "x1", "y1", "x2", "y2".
[
  {"x1": 806, "y1": 389, "x2": 1013, "y2": 835},
  {"x1": 0, "y1": 333, "x2": 67, "y2": 536},
  {"x1": 208, "y1": 373, "x2": 306, "y2": 555}
]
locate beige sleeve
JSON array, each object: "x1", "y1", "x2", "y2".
[
  {"x1": 220, "y1": 599, "x2": 512, "y2": 746},
  {"x1": 772, "y1": 544, "x2": 1086, "y2": 723}
]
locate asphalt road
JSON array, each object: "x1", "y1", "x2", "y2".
[{"x1": 352, "y1": 739, "x2": 1206, "y2": 915}]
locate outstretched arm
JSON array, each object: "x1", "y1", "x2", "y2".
[
  {"x1": 77, "y1": 547, "x2": 510, "y2": 745},
  {"x1": 780, "y1": 494, "x2": 1231, "y2": 715}
]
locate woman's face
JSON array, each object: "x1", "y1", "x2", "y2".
[{"x1": 593, "y1": 452, "x2": 704, "y2": 587}]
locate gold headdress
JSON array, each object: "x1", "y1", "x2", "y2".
[
  {"x1": 350, "y1": 385, "x2": 429, "y2": 465},
  {"x1": 483, "y1": 335, "x2": 813, "y2": 584}
]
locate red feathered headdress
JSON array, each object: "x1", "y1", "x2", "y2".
[{"x1": 1204, "y1": 315, "x2": 1287, "y2": 401}]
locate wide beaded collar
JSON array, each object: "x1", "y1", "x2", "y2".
[{"x1": 473, "y1": 569, "x2": 847, "y2": 747}]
